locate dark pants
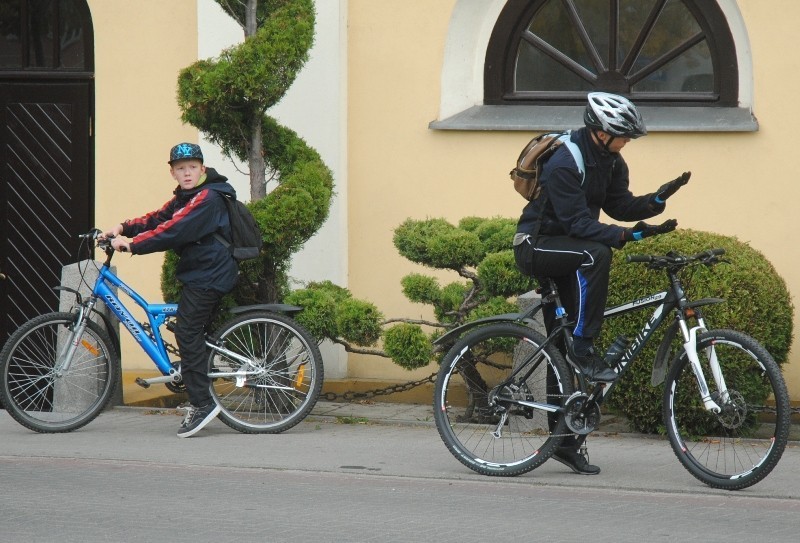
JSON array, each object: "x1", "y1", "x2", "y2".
[
  {"x1": 514, "y1": 235, "x2": 612, "y2": 340},
  {"x1": 515, "y1": 235, "x2": 612, "y2": 452},
  {"x1": 175, "y1": 286, "x2": 225, "y2": 407}
]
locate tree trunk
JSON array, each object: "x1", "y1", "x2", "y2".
[
  {"x1": 245, "y1": 0, "x2": 266, "y2": 200},
  {"x1": 249, "y1": 116, "x2": 266, "y2": 200}
]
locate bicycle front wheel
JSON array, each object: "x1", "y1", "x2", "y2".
[
  {"x1": 663, "y1": 329, "x2": 790, "y2": 490},
  {"x1": 209, "y1": 311, "x2": 323, "y2": 434},
  {"x1": 434, "y1": 322, "x2": 573, "y2": 476},
  {"x1": 0, "y1": 312, "x2": 118, "y2": 433}
]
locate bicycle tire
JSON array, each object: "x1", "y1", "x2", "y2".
[
  {"x1": 434, "y1": 322, "x2": 574, "y2": 476},
  {"x1": 208, "y1": 311, "x2": 323, "y2": 434},
  {"x1": 663, "y1": 329, "x2": 790, "y2": 490},
  {"x1": 0, "y1": 312, "x2": 118, "y2": 433}
]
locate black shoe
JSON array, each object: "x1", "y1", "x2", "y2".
[
  {"x1": 567, "y1": 346, "x2": 618, "y2": 382},
  {"x1": 177, "y1": 402, "x2": 221, "y2": 438},
  {"x1": 552, "y1": 448, "x2": 601, "y2": 475}
]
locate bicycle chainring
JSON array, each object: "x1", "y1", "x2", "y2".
[
  {"x1": 165, "y1": 381, "x2": 186, "y2": 394},
  {"x1": 564, "y1": 392, "x2": 601, "y2": 435}
]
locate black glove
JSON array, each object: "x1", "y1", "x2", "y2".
[
  {"x1": 622, "y1": 219, "x2": 678, "y2": 242},
  {"x1": 652, "y1": 172, "x2": 691, "y2": 205}
]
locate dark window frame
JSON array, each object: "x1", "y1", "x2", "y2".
[{"x1": 484, "y1": 0, "x2": 738, "y2": 107}]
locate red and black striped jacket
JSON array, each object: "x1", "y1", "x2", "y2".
[{"x1": 121, "y1": 167, "x2": 238, "y2": 293}]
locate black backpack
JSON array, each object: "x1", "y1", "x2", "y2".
[{"x1": 213, "y1": 193, "x2": 263, "y2": 261}]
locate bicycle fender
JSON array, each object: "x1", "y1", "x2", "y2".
[
  {"x1": 433, "y1": 312, "x2": 530, "y2": 348},
  {"x1": 229, "y1": 303, "x2": 303, "y2": 316},
  {"x1": 53, "y1": 285, "x2": 83, "y2": 305},
  {"x1": 650, "y1": 298, "x2": 724, "y2": 386},
  {"x1": 652, "y1": 321, "x2": 678, "y2": 386},
  {"x1": 686, "y1": 297, "x2": 725, "y2": 309}
]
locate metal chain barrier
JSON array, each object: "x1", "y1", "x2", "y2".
[{"x1": 322, "y1": 372, "x2": 437, "y2": 402}]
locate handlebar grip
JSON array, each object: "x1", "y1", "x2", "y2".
[
  {"x1": 694, "y1": 248, "x2": 725, "y2": 259},
  {"x1": 626, "y1": 255, "x2": 652, "y2": 263}
]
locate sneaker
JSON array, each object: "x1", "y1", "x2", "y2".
[
  {"x1": 177, "y1": 402, "x2": 221, "y2": 438},
  {"x1": 567, "y1": 346, "x2": 618, "y2": 382},
  {"x1": 552, "y1": 448, "x2": 601, "y2": 475}
]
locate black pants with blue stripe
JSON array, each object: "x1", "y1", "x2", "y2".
[
  {"x1": 515, "y1": 235, "x2": 612, "y2": 453},
  {"x1": 514, "y1": 234, "x2": 612, "y2": 341}
]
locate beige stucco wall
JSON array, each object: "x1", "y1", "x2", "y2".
[
  {"x1": 347, "y1": 0, "x2": 800, "y2": 398},
  {"x1": 83, "y1": 0, "x2": 799, "y2": 403},
  {"x1": 88, "y1": 0, "x2": 198, "y2": 372}
]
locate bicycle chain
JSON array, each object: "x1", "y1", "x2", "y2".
[{"x1": 141, "y1": 322, "x2": 181, "y2": 357}]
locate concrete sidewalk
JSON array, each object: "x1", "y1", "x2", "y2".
[{"x1": 1, "y1": 401, "x2": 799, "y2": 500}]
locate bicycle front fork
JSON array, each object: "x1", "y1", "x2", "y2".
[
  {"x1": 55, "y1": 302, "x2": 95, "y2": 376},
  {"x1": 680, "y1": 323, "x2": 725, "y2": 414}
]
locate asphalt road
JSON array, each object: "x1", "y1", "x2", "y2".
[{"x1": 1, "y1": 407, "x2": 799, "y2": 543}]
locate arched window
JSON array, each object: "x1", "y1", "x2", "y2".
[
  {"x1": 430, "y1": 0, "x2": 755, "y2": 131},
  {"x1": 485, "y1": 0, "x2": 736, "y2": 106},
  {"x1": 0, "y1": 0, "x2": 93, "y2": 72}
]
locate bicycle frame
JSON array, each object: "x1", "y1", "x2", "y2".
[
  {"x1": 58, "y1": 252, "x2": 273, "y2": 389},
  {"x1": 89, "y1": 263, "x2": 177, "y2": 375},
  {"x1": 458, "y1": 269, "x2": 728, "y2": 419},
  {"x1": 598, "y1": 290, "x2": 720, "y2": 409}
]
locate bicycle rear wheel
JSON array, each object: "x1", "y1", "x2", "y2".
[
  {"x1": 0, "y1": 312, "x2": 118, "y2": 433},
  {"x1": 434, "y1": 322, "x2": 573, "y2": 476},
  {"x1": 208, "y1": 311, "x2": 323, "y2": 434},
  {"x1": 663, "y1": 329, "x2": 790, "y2": 490}
]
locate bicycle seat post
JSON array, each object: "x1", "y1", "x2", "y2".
[{"x1": 540, "y1": 277, "x2": 573, "y2": 350}]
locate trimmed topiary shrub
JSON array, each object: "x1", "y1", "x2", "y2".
[{"x1": 602, "y1": 229, "x2": 793, "y2": 434}]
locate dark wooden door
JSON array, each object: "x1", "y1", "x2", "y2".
[{"x1": 0, "y1": 80, "x2": 93, "y2": 343}]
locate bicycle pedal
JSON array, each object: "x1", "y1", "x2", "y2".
[{"x1": 135, "y1": 377, "x2": 150, "y2": 389}]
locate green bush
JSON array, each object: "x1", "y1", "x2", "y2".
[
  {"x1": 384, "y1": 323, "x2": 432, "y2": 370},
  {"x1": 602, "y1": 229, "x2": 793, "y2": 434}
]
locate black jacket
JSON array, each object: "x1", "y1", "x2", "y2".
[
  {"x1": 516, "y1": 128, "x2": 662, "y2": 249},
  {"x1": 122, "y1": 167, "x2": 238, "y2": 293}
]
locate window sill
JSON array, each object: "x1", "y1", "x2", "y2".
[{"x1": 429, "y1": 105, "x2": 758, "y2": 132}]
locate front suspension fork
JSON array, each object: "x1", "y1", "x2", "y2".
[
  {"x1": 681, "y1": 324, "x2": 726, "y2": 413},
  {"x1": 55, "y1": 303, "x2": 94, "y2": 376}
]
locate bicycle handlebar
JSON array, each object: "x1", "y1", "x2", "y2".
[
  {"x1": 79, "y1": 229, "x2": 119, "y2": 254},
  {"x1": 626, "y1": 248, "x2": 726, "y2": 269}
]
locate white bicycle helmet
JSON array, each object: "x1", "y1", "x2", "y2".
[{"x1": 584, "y1": 92, "x2": 647, "y2": 138}]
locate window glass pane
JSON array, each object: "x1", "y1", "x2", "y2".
[
  {"x1": 573, "y1": 0, "x2": 609, "y2": 67},
  {"x1": 633, "y1": 0, "x2": 700, "y2": 74},
  {"x1": 528, "y1": 0, "x2": 595, "y2": 74},
  {"x1": 617, "y1": 0, "x2": 658, "y2": 66},
  {"x1": 516, "y1": 40, "x2": 593, "y2": 92},
  {"x1": 0, "y1": 0, "x2": 22, "y2": 68},
  {"x1": 29, "y1": 0, "x2": 55, "y2": 68},
  {"x1": 59, "y1": 0, "x2": 85, "y2": 68},
  {"x1": 632, "y1": 40, "x2": 712, "y2": 92}
]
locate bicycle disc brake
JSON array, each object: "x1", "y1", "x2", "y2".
[{"x1": 564, "y1": 392, "x2": 601, "y2": 435}]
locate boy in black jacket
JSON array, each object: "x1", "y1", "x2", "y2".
[{"x1": 103, "y1": 143, "x2": 238, "y2": 437}]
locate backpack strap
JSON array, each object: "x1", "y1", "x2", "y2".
[
  {"x1": 211, "y1": 191, "x2": 234, "y2": 250},
  {"x1": 528, "y1": 131, "x2": 585, "y2": 242},
  {"x1": 558, "y1": 131, "x2": 585, "y2": 184}
]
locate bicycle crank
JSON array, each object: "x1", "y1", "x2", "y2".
[{"x1": 563, "y1": 392, "x2": 601, "y2": 435}]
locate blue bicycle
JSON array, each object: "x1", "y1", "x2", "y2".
[{"x1": 0, "y1": 229, "x2": 323, "y2": 434}]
